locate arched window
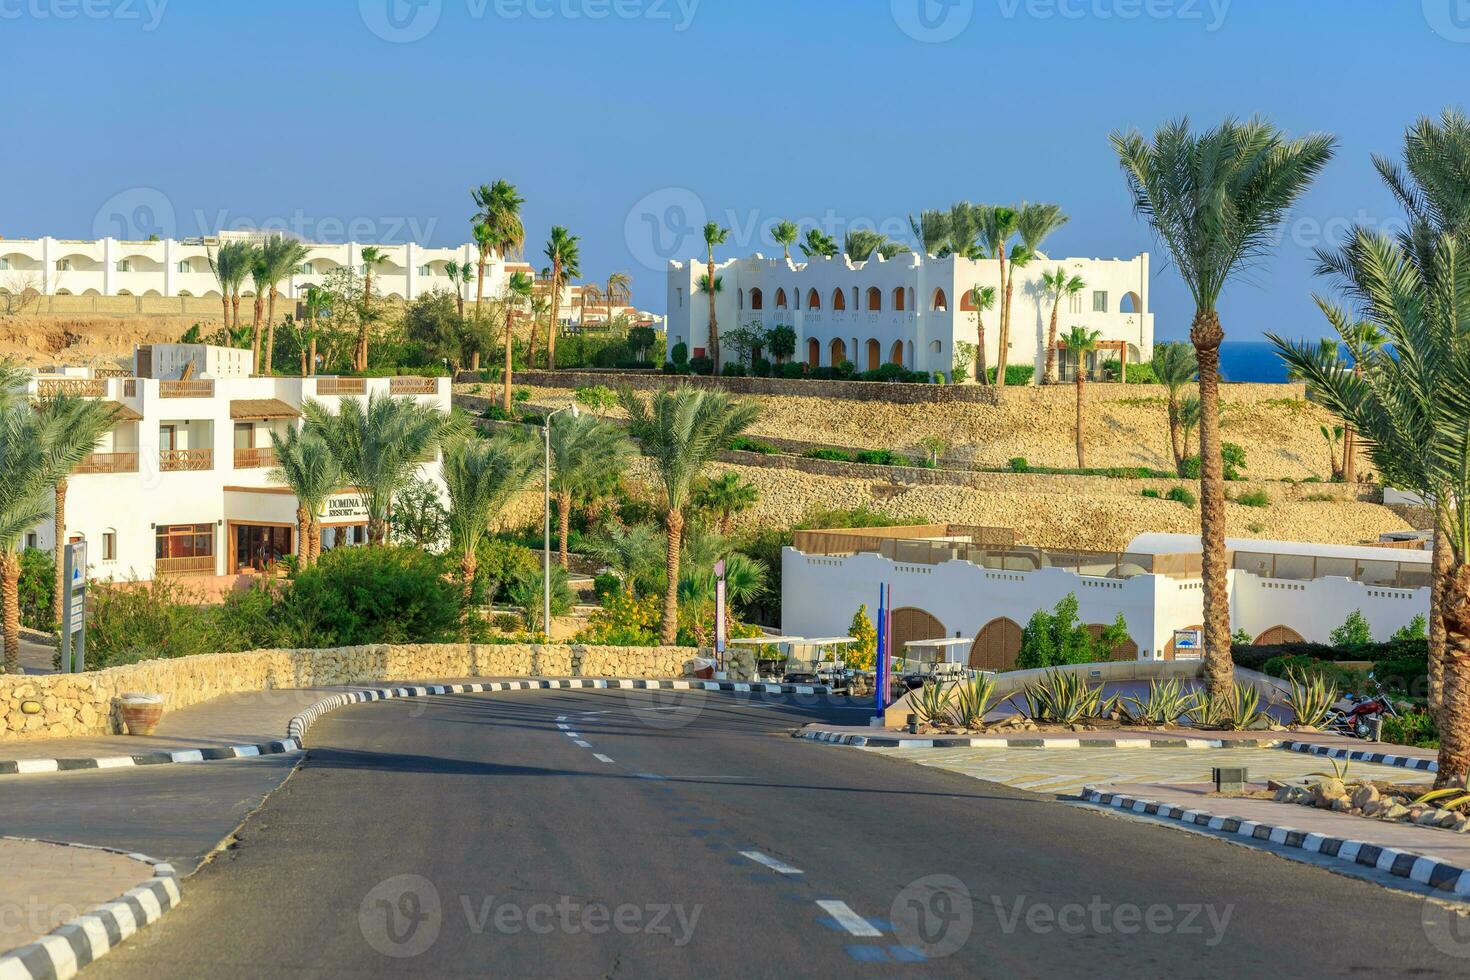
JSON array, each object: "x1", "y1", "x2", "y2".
[
  {"x1": 889, "y1": 340, "x2": 904, "y2": 366},
  {"x1": 1121, "y1": 291, "x2": 1141, "y2": 313},
  {"x1": 866, "y1": 286, "x2": 882, "y2": 311},
  {"x1": 737, "y1": 288, "x2": 744, "y2": 310},
  {"x1": 807, "y1": 338, "x2": 820, "y2": 367},
  {"x1": 892, "y1": 286, "x2": 905, "y2": 311},
  {"x1": 750, "y1": 287, "x2": 763, "y2": 311},
  {"x1": 931, "y1": 288, "x2": 948, "y2": 312},
  {"x1": 907, "y1": 287, "x2": 915, "y2": 311},
  {"x1": 865, "y1": 338, "x2": 881, "y2": 371},
  {"x1": 774, "y1": 288, "x2": 788, "y2": 309},
  {"x1": 832, "y1": 288, "x2": 846, "y2": 311},
  {"x1": 969, "y1": 618, "x2": 1023, "y2": 670},
  {"x1": 959, "y1": 289, "x2": 976, "y2": 311},
  {"x1": 892, "y1": 608, "x2": 946, "y2": 654},
  {"x1": 1254, "y1": 625, "x2": 1305, "y2": 646},
  {"x1": 807, "y1": 288, "x2": 821, "y2": 310},
  {"x1": 829, "y1": 338, "x2": 847, "y2": 365}
]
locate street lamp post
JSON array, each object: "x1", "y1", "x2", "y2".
[{"x1": 542, "y1": 402, "x2": 579, "y2": 638}]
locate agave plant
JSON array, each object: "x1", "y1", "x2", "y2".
[
  {"x1": 1121, "y1": 678, "x2": 1201, "y2": 726},
  {"x1": 1192, "y1": 682, "x2": 1266, "y2": 730},
  {"x1": 913, "y1": 679, "x2": 954, "y2": 728},
  {"x1": 952, "y1": 674, "x2": 998, "y2": 730},
  {"x1": 1019, "y1": 670, "x2": 1109, "y2": 725},
  {"x1": 1413, "y1": 787, "x2": 1470, "y2": 812},
  {"x1": 1284, "y1": 667, "x2": 1339, "y2": 729},
  {"x1": 1307, "y1": 758, "x2": 1352, "y2": 783}
]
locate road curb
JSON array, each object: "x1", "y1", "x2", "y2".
[
  {"x1": 1277, "y1": 739, "x2": 1438, "y2": 773},
  {"x1": 1082, "y1": 786, "x2": 1470, "y2": 897},
  {"x1": 0, "y1": 740, "x2": 302, "y2": 779},
  {"x1": 0, "y1": 839, "x2": 180, "y2": 980}
]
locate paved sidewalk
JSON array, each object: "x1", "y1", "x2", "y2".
[{"x1": 0, "y1": 838, "x2": 157, "y2": 950}]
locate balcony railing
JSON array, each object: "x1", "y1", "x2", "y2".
[
  {"x1": 389, "y1": 377, "x2": 438, "y2": 395},
  {"x1": 38, "y1": 379, "x2": 106, "y2": 397},
  {"x1": 160, "y1": 380, "x2": 214, "y2": 398},
  {"x1": 316, "y1": 377, "x2": 366, "y2": 396},
  {"x1": 123, "y1": 379, "x2": 137, "y2": 397},
  {"x1": 95, "y1": 367, "x2": 130, "y2": 379},
  {"x1": 74, "y1": 451, "x2": 139, "y2": 474},
  {"x1": 155, "y1": 555, "x2": 215, "y2": 577},
  {"x1": 159, "y1": 448, "x2": 213, "y2": 472},
  {"x1": 233, "y1": 446, "x2": 276, "y2": 469},
  {"x1": 1232, "y1": 551, "x2": 1432, "y2": 591}
]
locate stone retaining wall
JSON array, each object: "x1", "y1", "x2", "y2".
[
  {"x1": 502, "y1": 369, "x2": 1004, "y2": 404},
  {"x1": 0, "y1": 643, "x2": 696, "y2": 742}
]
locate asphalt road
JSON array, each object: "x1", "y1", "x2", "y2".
[{"x1": 84, "y1": 688, "x2": 1458, "y2": 978}]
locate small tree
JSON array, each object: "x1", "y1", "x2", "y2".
[
  {"x1": 765, "y1": 325, "x2": 797, "y2": 364},
  {"x1": 389, "y1": 478, "x2": 450, "y2": 551},
  {"x1": 1330, "y1": 610, "x2": 1374, "y2": 649},
  {"x1": 848, "y1": 604, "x2": 877, "y2": 671}
]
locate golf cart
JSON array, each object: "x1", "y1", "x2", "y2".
[
  {"x1": 727, "y1": 635, "x2": 805, "y2": 682},
  {"x1": 895, "y1": 637, "x2": 975, "y2": 691},
  {"x1": 782, "y1": 637, "x2": 857, "y2": 689}
]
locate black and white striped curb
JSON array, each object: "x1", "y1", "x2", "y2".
[
  {"x1": 0, "y1": 739, "x2": 302, "y2": 778},
  {"x1": 0, "y1": 839, "x2": 179, "y2": 980},
  {"x1": 1084, "y1": 787, "x2": 1470, "y2": 897},
  {"x1": 1278, "y1": 740, "x2": 1439, "y2": 773},
  {"x1": 795, "y1": 729, "x2": 1252, "y2": 749},
  {"x1": 288, "y1": 678, "x2": 827, "y2": 741}
]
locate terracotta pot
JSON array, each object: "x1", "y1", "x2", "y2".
[{"x1": 116, "y1": 693, "x2": 165, "y2": 736}]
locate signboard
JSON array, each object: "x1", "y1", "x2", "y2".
[
  {"x1": 60, "y1": 541, "x2": 87, "y2": 673},
  {"x1": 1172, "y1": 629, "x2": 1203, "y2": 659},
  {"x1": 714, "y1": 559, "x2": 727, "y2": 662},
  {"x1": 320, "y1": 494, "x2": 368, "y2": 521}
]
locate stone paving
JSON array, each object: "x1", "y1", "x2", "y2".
[
  {"x1": 0, "y1": 838, "x2": 155, "y2": 950},
  {"x1": 872, "y1": 744, "x2": 1436, "y2": 797}
]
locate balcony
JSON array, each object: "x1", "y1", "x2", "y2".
[
  {"x1": 316, "y1": 377, "x2": 366, "y2": 396},
  {"x1": 74, "y1": 451, "x2": 139, "y2": 475},
  {"x1": 155, "y1": 555, "x2": 215, "y2": 577},
  {"x1": 123, "y1": 379, "x2": 137, "y2": 397},
  {"x1": 160, "y1": 380, "x2": 214, "y2": 398},
  {"x1": 233, "y1": 446, "x2": 277, "y2": 469},
  {"x1": 389, "y1": 377, "x2": 438, "y2": 395},
  {"x1": 159, "y1": 448, "x2": 213, "y2": 472},
  {"x1": 38, "y1": 379, "x2": 106, "y2": 397}
]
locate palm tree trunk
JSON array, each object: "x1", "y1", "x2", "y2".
[
  {"x1": 1075, "y1": 374, "x2": 1085, "y2": 469},
  {"x1": 1167, "y1": 393, "x2": 1184, "y2": 475},
  {"x1": 308, "y1": 517, "x2": 320, "y2": 565},
  {"x1": 475, "y1": 258, "x2": 486, "y2": 318},
  {"x1": 557, "y1": 491, "x2": 572, "y2": 568},
  {"x1": 264, "y1": 288, "x2": 278, "y2": 376},
  {"x1": 52, "y1": 479, "x2": 67, "y2": 629},
  {"x1": 471, "y1": 350, "x2": 480, "y2": 373},
  {"x1": 528, "y1": 315, "x2": 540, "y2": 370},
  {"x1": 706, "y1": 258, "x2": 720, "y2": 375},
  {"x1": 1192, "y1": 309, "x2": 1233, "y2": 698},
  {"x1": 1000, "y1": 278, "x2": 1015, "y2": 385},
  {"x1": 231, "y1": 291, "x2": 241, "y2": 330},
  {"x1": 1045, "y1": 299, "x2": 1061, "y2": 384},
  {"x1": 1435, "y1": 560, "x2": 1470, "y2": 787},
  {"x1": 1431, "y1": 527, "x2": 1452, "y2": 727},
  {"x1": 994, "y1": 251, "x2": 1009, "y2": 388},
  {"x1": 251, "y1": 295, "x2": 264, "y2": 373},
  {"x1": 548, "y1": 265, "x2": 561, "y2": 371},
  {"x1": 1, "y1": 551, "x2": 18, "y2": 673},
  {"x1": 661, "y1": 509, "x2": 684, "y2": 646},
  {"x1": 976, "y1": 315, "x2": 988, "y2": 384},
  {"x1": 504, "y1": 309, "x2": 515, "y2": 413},
  {"x1": 295, "y1": 506, "x2": 311, "y2": 569},
  {"x1": 368, "y1": 514, "x2": 387, "y2": 546},
  {"x1": 220, "y1": 294, "x2": 230, "y2": 331},
  {"x1": 308, "y1": 330, "x2": 317, "y2": 377},
  {"x1": 460, "y1": 551, "x2": 478, "y2": 640}
]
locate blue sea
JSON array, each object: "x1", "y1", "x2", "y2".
[{"x1": 1217, "y1": 341, "x2": 1291, "y2": 383}]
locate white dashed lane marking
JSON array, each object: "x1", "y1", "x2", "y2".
[
  {"x1": 593, "y1": 754, "x2": 615, "y2": 764},
  {"x1": 739, "y1": 851, "x2": 803, "y2": 875},
  {"x1": 816, "y1": 900, "x2": 883, "y2": 937},
  {"x1": 574, "y1": 740, "x2": 591, "y2": 748}
]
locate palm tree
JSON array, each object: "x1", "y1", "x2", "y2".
[
  {"x1": 702, "y1": 222, "x2": 729, "y2": 374},
  {"x1": 472, "y1": 222, "x2": 495, "y2": 321},
  {"x1": 605, "y1": 271, "x2": 632, "y2": 326},
  {"x1": 207, "y1": 241, "x2": 254, "y2": 330},
  {"x1": 909, "y1": 210, "x2": 951, "y2": 257},
  {"x1": 966, "y1": 285, "x2": 996, "y2": 384},
  {"x1": 547, "y1": 413, "x2": 631, "y2": 567},
  {"x1": 1015, "y1": 203, "x2": 1069, "y2": 384},
  {"x1": 502, "y1": 271, "x2": 534, "y2": 413},
  {"x1": 696, "y1": 275, "x2": 723, "y2": 349},
  {"x1": 355, "y1": 246, "x2": 388, "y2": 372},
  {"x1": 1041, "y1": 266, "x2": 1086, "y2": 384},
  {"x1": 978, "y1": 206, "x2": 1018, "y2": 386},
  {"x1": 691, "y1": 471, "x2": 759, "y2": 535},
  {"x1": 843, "y1": 230, "x2": 910, "y2": 263},
  {"x1": 443, "y1": 260, "x2": 469, "y2": 319},
  {"x1": 544, "y1": 227, "x2": 581, "y2": 371},
  {"x1": 0, "y1": 399, "x2": 111, "y2": 671},
  {"x1": 32, "y1": 395, "x2": 117, "y2": 630},
  {"x1": 444, "y1": 435, "x2": 536, "y2": 631},
  {"x1": 302, "y1": 392, "x2": 460, "y2": 544},
  {"x1": 1152, "y1": 341, "x2": 1199, "y2": 475},
  {"x1": 471, "y1": 180, "x2": 526, "y2": 333},
  {"x1": 618, "y1": 386, "x2": 761, "y2": 644},
  {"x1": 578, "y1": 283, "x2": 601, "y2": 332},
  {"x1": 799, "y1": 228, "x2": 838, "y2": 259},
  {"x1": 585, "y1": 522, "x2": 663, "y2": 596},
  {"x1": 259, "y1": 236, "x2": 312, "y2": 377},
  {"x1": 1115, "y1": 116, "x2": 1335, "y2": 698},
  {"x1": 945, "y1": 202, "x2": 985, "y2": 259},
  {"x1": 1063, "y1": 326, "x2": 1102, "y2": 468},
  {"x1": 268, "y1": 425, "x2": 341, "y2": 570},
  {"x1": 526, "y1": 293, "x2": 550, "y2": 369},
  {"x1": 249, "y1": 250, "x2": 270, "y2": 372},
  {"x1": 1340, "y1": 321, "x2": 1387, "y2": 483},
  {"x1": 771, "y1": 220, "x2": 799, "y2": 263},
  {"x1": 300, "y1": 285, "x2": 330, "y2": 377}
]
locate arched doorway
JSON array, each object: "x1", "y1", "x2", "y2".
[
  {"x1": 1163, "y1": 624, "x2": 1206, "y2": 660},
  {"x1": 865, "y1": 338, "x2": 881, "y2": 371},
  {"x1": 866, "y1": 286, "x2": 882, "y2": 311},
  {"x1": 807, "y1": 338, "x2": 820, "y2": 368},
  {"x1": 892, "y1": 607, "x2": 946, "y2": 656},
  {"x1": 829, "y1": 338, "x2": 847, "y2": 365},
  {"x1": 1087, "y1": 624, "x2": 1139, "y2": 661},
  {"x1": 1121, "y1": 291, "x2": 1141, "y2": 313},
  {"x1": 832, "y1": 288, "x2": 847, "y2": 311},
  {"x1": 1253, "y1": 625, "x2": 1305, "y2": 646},
  {"x1": 931, "y1": 288, "x2": 948, "y2": 312},
  {"x1": 807, "y1": 288, "x2": 821, "y2": 309},
  {"x1": 892, "y1": 286, "x2": 906, "y2": 311},
  {"x1": 970, "y1": 617, "x2": 1023, "y2": 671},
  {"x1": 889, "y1": 340, "x2": 904, "y2": 366},
  {"x1": 775, "y1": 288, "x2": 788, "y2": 309},
  {"x1": 750, "y1": 287, "x2": 763, "y2": 310}
]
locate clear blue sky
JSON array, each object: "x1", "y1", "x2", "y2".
[{"x1": 5, "y1": 0, "x2": 1464, "y2": 339}]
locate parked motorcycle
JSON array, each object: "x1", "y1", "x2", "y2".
[{"x1": 1324, "y1": 678, "x2": 1400, "y2": 740}]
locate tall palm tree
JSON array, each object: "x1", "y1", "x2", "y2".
[
  {"x1": 502, "y1": 271, "x2": 534, "y2": 413},
  {"x1": 0, "y1": 400, "x2": 110, "y2": 671},
  {"x1": 908, "y1": 210, "x2": 951, "y2": 257},
  {"x1": 691, "y1": 471, "x2": 759, "y2": 535},
  {"x1": 547, "y1": 413, "x2": 631, "y2": 567},
  {"x1": 1016, "y1": 203, "x2": 1069, "y2": 384},
  {"x1": 843, "y1": 230, "x2": 909, "y2": 263},
  {"x1": 259, "y1": 236, "x2": 312, "y2": 377},
  {"x1": 617, "y1": 386, "x2": 761, "y2": 644},
  {"x1": 585, "y1": 522, "x2": 663, "y2": 597},
  {"x1": 578, "y1": 283, "x2": 601, "y2": 332},
  {"x1": 33, "y1": 395, "x2": 117, "y2": 630},
  {"x1": 302, "y1": 392, "x2": 460, "y2": 544},
  {"x1": 1152, "y1": 341, "x2": 1199, "y2": 475},
  {"x1": 526, "y1": 293, "x2": 550, "y2": 369},
  {"x1": 966, "y1": 285, "x2": 996, "y2": 384},
  {"x1": 207, "y1": 241, "x2": 254, "y2": 330},
  {"x1": 799, "y1": 228, "x2": 838, "y2": 259},
  {"x1": 544, "y1": 227, "x2": 581, "y2": 371},
  {"x1": 444, "y1": 434, "x2": 536, "y2": 631},
  {"x1": 355, "y1": 246, "x2": 388, "y2": 372},
  {"x1": 249, "y1": 250, "x2": 270, "y2": 372},
  {"x1": 1041, "y1": 266, "x2": 1086, "y2": 384},
  {"x1": 444, "y1": 260, "x2": 470, "y2": 319},
  {"x1": 772, "y1": 220, "x2": 800, "y2": 263},
  {"x1": 300, "y1": 285, "x2": 330, "y2": 377},
  {"x1": 978, "y1": 206, "x2": 1018, "y2": 386},
  {"x1": 268, "y1": 425, "x2": 341, "y2": 570},
  {"x1": 471, "y1": 180, "x2": 526, "y2": 333},
  {"x1": 702, "y1": 222, "x2": 729, "y2": 374},
  {"x1": 1339, "y1": 321, "x2": 1387, "y2": 483},
  {"x1": 1114, "y1": 116, "x2": 1336, "y2": 698},
  {"x1": 605, "y1": 271, "x2": 632, "y2": 326},
  {"x1": 1063, "y1": 326, "x2": 1102, "y2": 468},
  {"x1": 945, "y1": 202, "x2": 985, "y2": 259},
  {"x1": 472, "y1": 222, "x2": 495, "y2": 321}
]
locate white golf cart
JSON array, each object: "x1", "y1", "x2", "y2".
[
  {"x1": 894, "y1": 637, "x2": 976, "y2": 691},
  {"x1": 782, "y1": 637, "x2": 857, "y2": 689},
  {"x1": 727, "y1": 636, "x2": 805, "y2": 682}
]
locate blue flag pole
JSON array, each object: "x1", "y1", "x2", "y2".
[{"x1": 874, "y1": 583, "x2": 886, "y2": 722}]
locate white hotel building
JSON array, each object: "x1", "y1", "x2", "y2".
[
  {"x1": 782, "y1": 525, "x2": 1431, "y2": 666},
  {"x1": 664, "y1": 251, "x2": 1154, "y2": 378},
  {"x1": 19, "y1": 345, "x2": 450, "y2": 596}
]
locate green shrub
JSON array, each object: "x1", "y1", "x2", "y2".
[
  {"x1": 1222, "y1": 442, "x2": 1247, "y2": 480},
  {"x1": 727, "y1": 435, "x2": 777, "y2": 454},
  {"x1": 1141, "y1": 489, "x2": 1162, "y2": 499},
  {"x1": 689, "y1": 355, "x2": 714, "y2": 375},
  {"x1": 1166, "y1": 486, "x2": 1196, "y2": 507},
  {"x1": 1123, "y1": 362, "x2": 1158, "y2": 384},
  {"x1": 834, "y1": 359, "x2": 856, "y2": 379},
  {"x1": 507, "y1": 564, "x2": 574, "y2": 634},
  {"x1": 1329, "y1": 609, "x2": 1374, "y2": 648},
  {"x1": 803, "y1": 448, "x2": 854, "y2": 462},
  {"x1": 854, "y1": 449, "x2": 901, "y2": 466},
  {"x1": 1181, "y1": 455, "x2": 1201, "y2": 479},
  {"x1": 512, "y1": 388, "x2": 531, "y2": 403},
  {"x1": 480, "y1": 405, "x2": 515, "y2": 422},
  {"x1": 1391, "y1": 614, "x2": 1427, "y2": 641},
  {"x1": 592, "y1": 572, "x2": 622, "y2": 599},
  {"x1": 1008, "y1": 457, "x2": 1030, "y2": 473},
  {"x1": 1015, "y1": 594, "x2": 1127, "y2": 669},
  {"x1": 18, "y1": 547, "x2": 54, "y2": 632},
  {"x1": 670, "y1": 341, "x2": 689, "y2": 367},
  {"x1": 986, "y1": 365, "x2": 1035, "y2": 385},
  {"x1": 779, "y1": 362, "x2": 805, "y2": 379},
  {"x1": 1381, "y1": 711, "x2": 1438, "y2": 748},
  {"x1": 722, "y1": 363, "x2": 748, "y2": 377},
  {"x1": 1234, "y1": 489, "x2": 1270, "y2": 508},
  {"x1": 289, "y1": 545, "x2": 460, "y2": 646},
  {"x1": 752, "y1": 357, "x2": 772, "y2": 377}
]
